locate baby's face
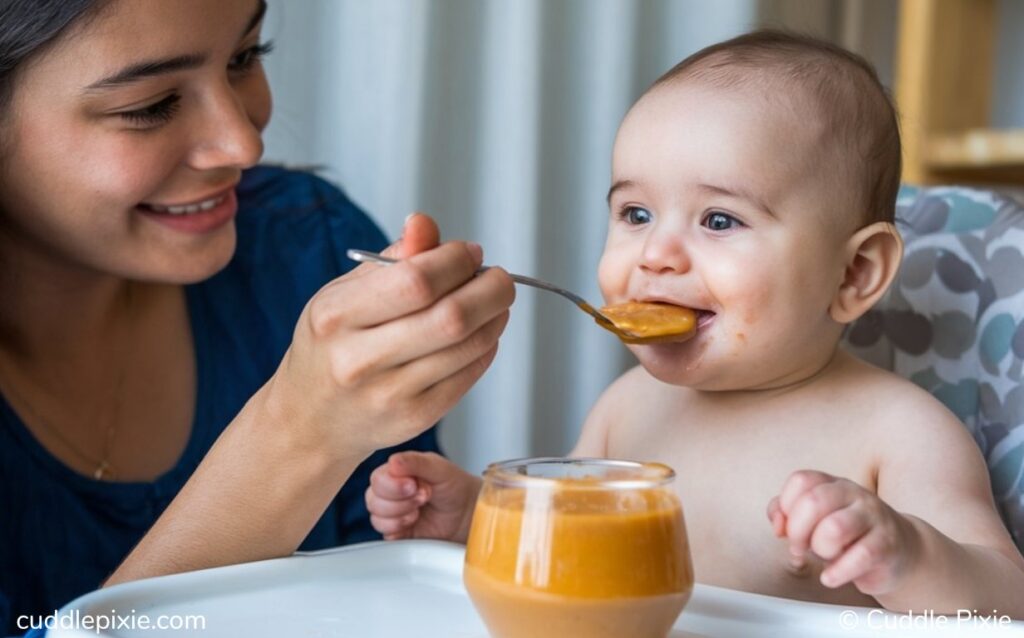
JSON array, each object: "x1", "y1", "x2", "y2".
[{"x1": 599, "y1": 80, "x2": 856, "y2": 391}]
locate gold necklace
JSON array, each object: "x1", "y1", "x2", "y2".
[
  {"x1": 1, "y1": 377, "x2": 123, "y2": 479},
  {"x1": 0, "y1": 285, "x2": 132, "y2": 481}
]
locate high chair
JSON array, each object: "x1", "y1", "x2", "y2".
[{"x1": 842, "y1": 185, "x2": 1024, "y2": 551}]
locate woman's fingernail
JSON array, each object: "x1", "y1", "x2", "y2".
[
  {"x1": 467, "y1": 242, "x2": 483, "y2": 262},
  {"x1": 403, "y1": 482, "x2": 416, "y2": 496},
  {"x1": 405, "y1": 212, "x2": 418, "y2": 224}
]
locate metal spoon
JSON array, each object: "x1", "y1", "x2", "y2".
[{"x1": 345, "y1": 248, "x2": 648, "y2": 341}]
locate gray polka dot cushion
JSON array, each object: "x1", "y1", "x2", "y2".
[{"x1": 843, "y1": 186, "x2": 1024, "y2": 550}]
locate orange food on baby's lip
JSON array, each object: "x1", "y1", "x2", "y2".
[{"x1": 599, "y1": 301, "x2": 698, "y2": 342}]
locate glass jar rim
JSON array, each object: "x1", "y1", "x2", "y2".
[{"x1": 482, "y1": 457, "x2": 675, "y2": 489}]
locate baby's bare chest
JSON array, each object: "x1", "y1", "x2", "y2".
[{"x1": 607, "y1": 406, "x2": 879, "y2": 605}]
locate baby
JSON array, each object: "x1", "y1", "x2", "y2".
[{"x1": 365, "y1": 30, "x2": 1024, "y2": 614}]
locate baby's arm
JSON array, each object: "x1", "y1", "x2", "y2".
[
  {"x1": 366, "y1": 451, "x2": 480, "y2": 543},
  {"x1": 770, "y1": 398, "x2": 1024, "y2": 616}
]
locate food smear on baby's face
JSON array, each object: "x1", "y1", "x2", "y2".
[{"x1": 599, "y1": 301, "x2": 697, "y2": 344}]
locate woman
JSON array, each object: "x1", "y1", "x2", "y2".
[{"x1": 0, "y1": 0, "x2": 515, "y2": 632}]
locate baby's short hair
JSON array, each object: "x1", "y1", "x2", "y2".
[{"x1": 652, "y1": 29, "x2": 901, "y2": 226}]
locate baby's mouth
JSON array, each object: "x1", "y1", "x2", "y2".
[
  {"x1": 633, "y1": 297, "x2": 717, "y2": 330},
  {"x1": 695, "y1": 310, "x2": 716, "y2": 329}
]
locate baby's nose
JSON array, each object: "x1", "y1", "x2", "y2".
[{"x1": 639, "y1": 232, "x2": 691, "y2": 275}]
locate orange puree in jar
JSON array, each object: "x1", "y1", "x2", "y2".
[{"x1": 464, "y1": 465, "x2": 693, "y2": 638}]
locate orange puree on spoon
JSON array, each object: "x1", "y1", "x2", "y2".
[{"x1": 599, "y1": 301, "x2": 697, "y2": 344}]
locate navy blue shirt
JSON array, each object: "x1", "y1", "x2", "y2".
[{"x1": 0, "y1": 166, "x2": 439, "y2": 636}]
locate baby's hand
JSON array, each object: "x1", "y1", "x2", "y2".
[
  {"x1": 366, "y1": 451, "x2": 481, "y2": 543},
  {"x1": 767, "y1": 470, "x2": 922, "y2": 596}
]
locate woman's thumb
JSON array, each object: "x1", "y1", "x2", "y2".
[{"x1": 397, "y1": 212, "x2": 440, "y2": 258}]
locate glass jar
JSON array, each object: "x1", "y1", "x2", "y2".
[{"x1": 464, "y1": 458, "x2": 693, "y2": 638}]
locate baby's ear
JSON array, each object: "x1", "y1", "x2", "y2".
[{"x1": 829, "y1": 222, "x2": 903, "y2": 324}]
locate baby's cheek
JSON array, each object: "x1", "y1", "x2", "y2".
[
  {"x1": 717, "y1": 289, "x2": 776, "y2": 359},
  {"x1": 596, "y1": 250, "x2": 629, "y2": 302}
]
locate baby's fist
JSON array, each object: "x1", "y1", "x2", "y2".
[
  {"x1": 768, "y1": 470, "x2": 921, "y2": 596},
  {"x1": 366, "y1": 451, "x2": 480, "y2": 542}
]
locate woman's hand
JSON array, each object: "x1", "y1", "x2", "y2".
[
  {"x1": 259, "y1": 213, "x2": 515, "y2": 463},
  {"x1": 106, "y1": 214, "x2": 512, "y2": 586}
]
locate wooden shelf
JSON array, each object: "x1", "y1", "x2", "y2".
[
  {"x1": 927, "y1": 129, "x2": 1024, "y2": 169},
  {"x1": 896, "y1": 0, "x2": 1023, "y2": 185}
]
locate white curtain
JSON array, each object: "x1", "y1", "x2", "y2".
[{"x1": 261, "y1": 0, "x2": 757, "y2": 473}]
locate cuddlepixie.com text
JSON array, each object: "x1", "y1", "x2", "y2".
[{"x1": 17, "y1": 609, "x2": 207, "y2": 634}]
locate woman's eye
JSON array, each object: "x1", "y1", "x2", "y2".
[
  {"x1": 620, "y1": 206, "x2": 653, "y2": 225},
  {"x1": 229, "y1": 41, "x2": 275, "y2": 73},
  {"x1": 703, "y1": 211, "x2": 742, "y2": 231},
  {"x1": 118, "y1": 94, "x2": 182, "y2": 128}
]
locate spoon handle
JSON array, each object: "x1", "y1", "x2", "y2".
[{"x1": 345, "y1": 249, "x2": 612, "y2": 325}]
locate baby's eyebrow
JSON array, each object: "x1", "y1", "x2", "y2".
[
  {"x1": 606, "y1": 179, "x2": 638, "y2": 204},
  {"x1": 697, "y1": 183, "x2": 775, "y2": 216}
]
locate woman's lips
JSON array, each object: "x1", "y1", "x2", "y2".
[
  {"x1": 140, "y1": 193, "x2": 227, "y2": 215},
  {"x1": 135, "y1": 188, "x2": 238, "y2": 234}
]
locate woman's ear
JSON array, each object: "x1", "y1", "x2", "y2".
[{"x1": 829, "y1": 222, "x2": 904, "y2": 324}]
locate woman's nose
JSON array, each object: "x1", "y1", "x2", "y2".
[
  {"x1": 639, "y1": 225, "x2": 691, "y2": 275},
  {"x1": 187, "y1": 85, "x2": 264, "y2": 171}
]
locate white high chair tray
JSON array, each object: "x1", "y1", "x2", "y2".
[{"x1": 51, "y1": 540, "x2": 1024, "y2": 637}]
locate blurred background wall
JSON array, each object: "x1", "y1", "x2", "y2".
[{"x1": 260, "y1": 0, "x2": 1024, "y2": 473}]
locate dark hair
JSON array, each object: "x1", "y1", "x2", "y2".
[
  {"x1": 0, "y1": 1, "x2": 105, "y2": 116},
  {"x1": 651, "y1": 29, "x2": 901, "y2": 226}
]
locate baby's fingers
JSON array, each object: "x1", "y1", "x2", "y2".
[
  {"x1": 808, "y1": 505, "x2": 870, "y2": 562},
  {"x1": 783, "y1": 482, "x2": 854, "y2": 557},
  {"x1": 777, "y1": 470, "x2": 837, "y2": 514},
  {"x1": 371, "y1": 508, "x2": 421, "y2": 539},
  {"x1": 369, "y1": 461, "x2": 419, "y2": 500},
  {"x1": 766, "y1": 496, "x2": 786, "y2": 538},
  {"x1": 819, "y1": 526, "x2": 889, "y2": 589},
  {"x1": 365, "y1": 487, "x2": 427, "y2": 519}
]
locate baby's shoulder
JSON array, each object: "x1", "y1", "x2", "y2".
[
  {"x1": 827, "y1": 354, "x2": 973, "y2": 453},
  {"x1": 583, "y1": 366, "x2": 687, "y2": 433}
]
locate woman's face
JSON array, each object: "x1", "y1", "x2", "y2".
[{"x1": 0, "y1": 0, "x2": 271, "y2": 283}]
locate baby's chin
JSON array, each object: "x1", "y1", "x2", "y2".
[
  {"x1": 636, "y1": 358, "x2": 754, "y2": 392},
  {"x1": 628, "y1": 336, "x2": 775, "y2": 392},
  {"x1": 628, "y1": 340, "x2": 714, "y2": 386}
]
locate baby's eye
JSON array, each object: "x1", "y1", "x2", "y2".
[
  {"x1": 702, "y1": 211, "x2": 742, "y2": 231},
  {"x1": 620, "y1": 206, "x2": 652, "y2": 225}
]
